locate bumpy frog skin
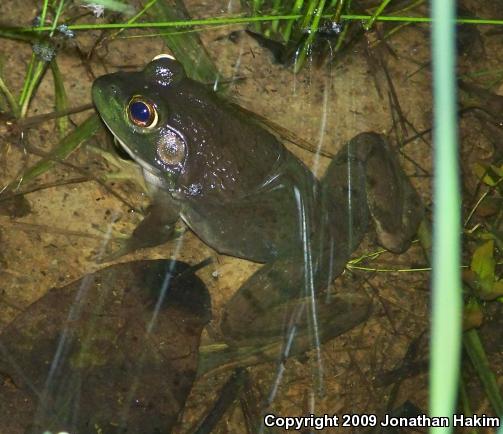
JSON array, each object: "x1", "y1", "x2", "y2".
[{"x1": 92, "y1": 56, "x2": 423, "y2": 342}]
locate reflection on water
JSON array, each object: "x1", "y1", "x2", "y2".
[{"x1": 4, "y1": 0, "x2": 491, "y2": 431}]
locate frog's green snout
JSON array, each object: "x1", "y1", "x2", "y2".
[
  {"x1": 91, "y1": 78, "x2": 105, "y2": 107},
  {"x1": 92, "y1": 76, "x2": 115, "y2": 104}
]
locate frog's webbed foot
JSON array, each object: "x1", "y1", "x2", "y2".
[
  {"x1": 220, "y1": 258, "x2": 371, "y2": 348},
  {"x1": 322, "y1": 132, "x2": 423, "y2": 254}
]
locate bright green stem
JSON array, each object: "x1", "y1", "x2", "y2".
[
  {"x1": 0, "y1": 75, "x2": 19, "y2": 116},
  {"x1": 19, "y1": 60, "x2": 48, "y2": 118},
  {"x1": 294, "y1": 0, "x2": 326, "y2": 73},
  {"x1": 364, "y1": 0, "x2": 391, "y2": 30},
  {"x1": 429, "y1": 0, "x2": 462, "y2": 432},
  {"x1": 49, "y1": 0, "x2": 66, "y2": 37},
  {"x1": 39, "y1": 0, "x2": 50, "y2": 25},
  {"x1": 18, "y1": 54, "x2": 36, "y2": 109},
  {"x1": 283, "y1": 0, "x2": 305, "y2": 42},
  {"x1": 333, "y1": 0, "x2": 346, "y2": 22},
  {"x1": 332, "y1": 14, "x2": 350, "y2": 53},
  {"x1": 270, "y1": 0, "x2": 283, "y2": 33},
  {"x1": 110, "y1": 0, "x2": 159, "y2": 39},
  {"x1": 300, "y1": 0, "x2": 318, "y2": 30},
  {"x1": 251, "y1": 0, "x2": 264, "y2": 31},
  {"x1": 12, "y1": 15, "x2": 503, "y2": 32}
]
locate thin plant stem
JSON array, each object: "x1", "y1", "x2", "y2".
[
  {"x1": 295, "y1": 0, "x2": 326, "y2": 72},
  {"x1": 283, "y1": 0, "x2": 305, "y2": 42},
  {"x1": 19, "y1": 0, "x2": 52, "y2": 117},
  {"x1": 9, "y1": 15, "x2": 503, "y2": 32},
  {"x1": 49, "y1": 0, "x2": 66, "y2": 37},
  {"x1": 270, "y1": 0, "x2": 283, "y2": 33},
  {"x1": 18, "y1": 54, "x2": 36, "y2": 108},
  {"x1": 333, "y1": 0, "x2": 346, "y2": 22},
  {"x1": 110, "y1": 0, "x2": 160, "y2": 39},
  {"x1": 0, "y1": 75, "x2": 19, "y2": 116},
  {"x1": 300, "y1": 0, "x2": 318, "y2": 30},
  {"x1": 391, "y1": 0, "x2": 426, "y2": 15},
  {"x1": 19, "y1": 61, "x2": 48, "y2": 118},
  {"x1": 364, "y1": 0, "x2": 391, "y2": 30},
  {"x1": 39, "y1": 0, "x2": 50, "y2": 25}
]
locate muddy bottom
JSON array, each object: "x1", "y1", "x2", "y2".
[{"x1": 0, "y1": 0, "x2": 502, "y2": 433}]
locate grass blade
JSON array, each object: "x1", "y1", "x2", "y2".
[
  {"x1": 463, "y1": 330, "x2": 503, "y2": 416},
  {"x1": 50, "y1": 59, "x2": 69, "y2": 136},
  {"x1": 148, "y1": 1, "x2": 219, "y2": 84},
  {"x1": 429, "y1": 0, "x2": 462, "y2": 431},
  {"x1": 6, "y1": 114, "x2": 101, "y2": 191}
]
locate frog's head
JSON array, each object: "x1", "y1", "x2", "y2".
[
  {"x1": 93, "y1": 54, "x2": 283, "y2": 200},
  {"x1": 92, "y1": 54, "x2": 188, "y2": 190}
]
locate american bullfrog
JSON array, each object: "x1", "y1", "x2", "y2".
[{"x1": 92, "y1": 55, "x2": 423, "y2": 342}]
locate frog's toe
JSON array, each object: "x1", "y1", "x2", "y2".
[
  {"x1": 373, "y1": 190, "x2": 424, "y2": 254},
  {"x1": 221, "y1": 290, "x2": 372, "y2": 348}
]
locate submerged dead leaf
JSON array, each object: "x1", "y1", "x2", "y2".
[{"x1": 0, "y1": 259, "x2": 211, "y2": 434}]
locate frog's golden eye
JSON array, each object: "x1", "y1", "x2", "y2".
[{"x1": 127, "y1": 96, "x2": 158, "y2": 128}]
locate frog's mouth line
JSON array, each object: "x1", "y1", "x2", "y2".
[{"x1": 100, "y1": 117, "x2": 161, "y2": 177}]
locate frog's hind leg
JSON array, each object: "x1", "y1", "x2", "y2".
[{"x1": 321, "y1": 132, "x2": 423, "y2": 254}]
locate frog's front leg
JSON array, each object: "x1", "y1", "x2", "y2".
[{"x1": 97, "y1": 186, "x2": 181, "y2": 262}]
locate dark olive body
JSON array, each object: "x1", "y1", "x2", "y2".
[{"x1": 92, "y1": 56, "x2": 423, "y2": 342}]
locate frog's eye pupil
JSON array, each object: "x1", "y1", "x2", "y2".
[
  {"x1": 127, "y1": 97, "x2": 158, "y2": 128},
  {"x1": 130, "y1": 101, "x2": 150, "y2": 122}
]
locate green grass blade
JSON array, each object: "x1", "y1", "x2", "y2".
[
  {"x1": 7, "y1": 114, "x2": 101, "y2": 191},
  {"x1": 282, "y1": 0, "x2": 305, "y2": 42},
  {"x1": 429, "y1": 0, "x2": 462, "y2": 432},
  {"x1": 18, "y1": 54, "x2": 36, "y2": 109},
  {"x1": 0, "y1": 28, "x2": 41, "y2": 42},
  {"x1": 39, "y1": 0, "x2": 50, "y2": 26},
  {"x1": 364, "y1": 0, "x2": 391, "y2": 30},
  {"x1": 270, "y1": 0, "x2": 282, "y2": 33},
  {"x1": 10, "y1": 15, "x2": 503, "y2": 33},
  {"x1": 463, "y1": 330, "x2": 503, "y2": 416},
  {"x1": 19, "y1": 60, "x2": 48, "y2": 118},
  {"x1": 109, "y1": 0, "x2": 159, "y2": 39},
  {"x1": 19, "y1": 60, "x2": 49, "y2": 118},
  {"x1": 49, "y1": 0, "x2": 66, "y2": 37},
  {"x1": 294, "y1": 0, "x2": 326, "y2": 73},
  {"x1": 50, "y1": 59, "x2": 69, "y2": 136},
  {"x1": 0, "y1": 74, "x2": 19, "y2": 116},
  {"x1": 148, "y1": 1, "x2": 219, "y2": 84}
]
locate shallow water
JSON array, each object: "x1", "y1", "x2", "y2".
[{"x1": 0, "y1": 0, "x2": 502, "y2": 432}]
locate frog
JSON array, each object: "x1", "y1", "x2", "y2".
[{"x1": 91, "y1": 55, "x2": 423, "y2": 344}]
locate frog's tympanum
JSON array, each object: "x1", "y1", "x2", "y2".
[{"x1": 92, "y1": 55, "x2": 423, "y2": 343}]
